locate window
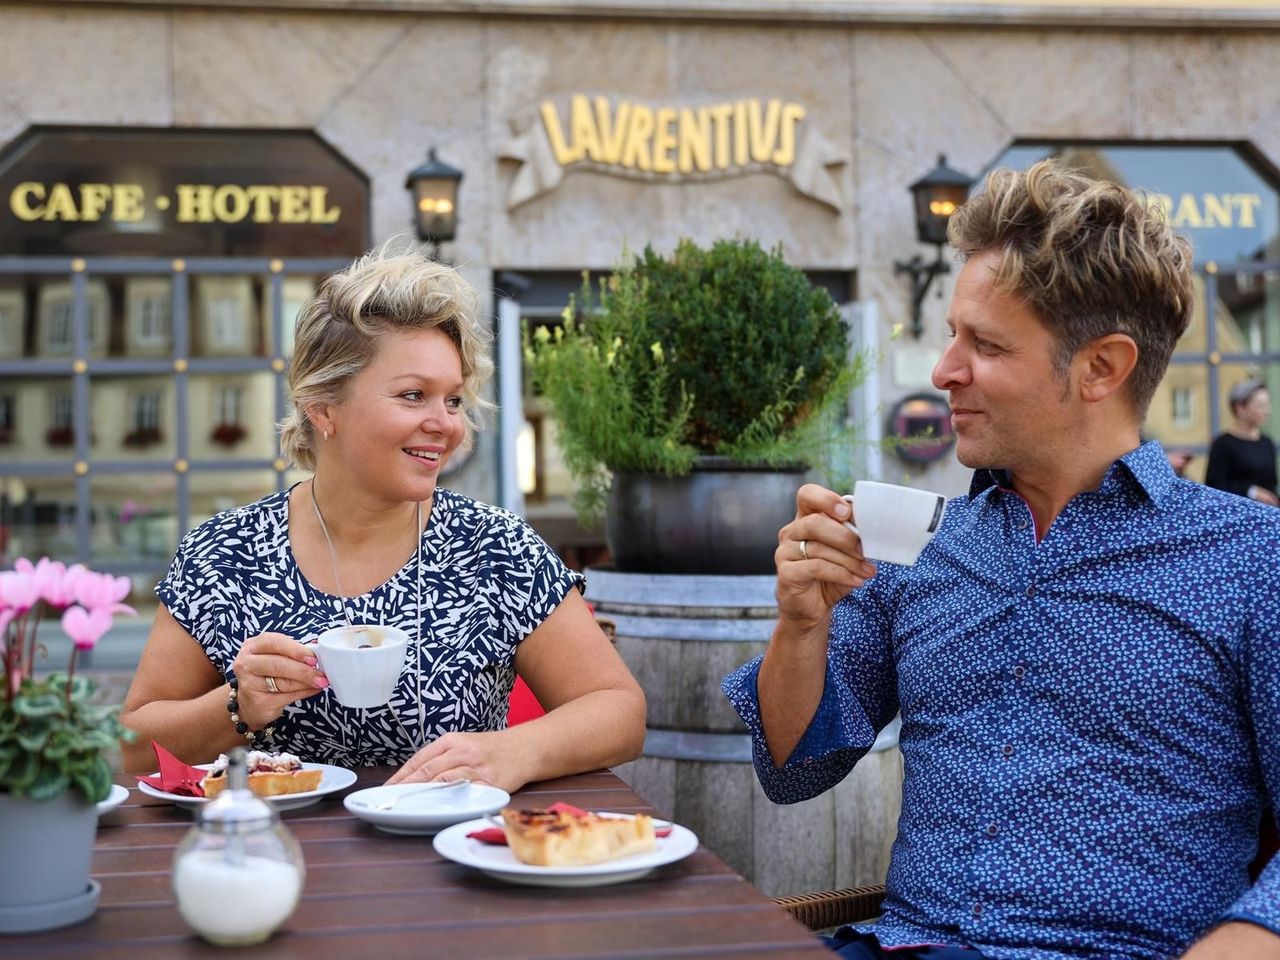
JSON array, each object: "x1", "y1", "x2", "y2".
[
  {"x1": 126, "y1": 278, "x2": 172, "y2": 353},
  {"x1": 39, "y1": 282, "x2": 108, "y2": 356},
  {"x1": 1171, "y1": 388, "x2": 1194, "y2": 429},
  {"x1": 47, "y1": 300, "x2": 73, "y2": 353},
  {"x1": 210, "y1": 384, "x2": 247, "y2": 447},
  {"x1": 216, "y1": 385, "x2": 244, "y2": 426},
  {"x1": 46, "y1": 389, "x2": 74, "y2": 447},
  {"x1": 0, "y1": 292, "x2": 22, "y2": 357},
  {"x1": 139, "y1": 298, "x2": 166, "y2": 345},
  {"x1": 0, "y1": 393, "x2": 13, "y2": 443},
  {"x1": 208, "y1": 298, "x2": 244, "y2": 350},
  {"x1": 123, "y1": 390, "x2": 163, "y2": 448},
  {"x1": 51, "y1": 391, "x2": 73, "y2": 431},
  {"x1": 131, "y1": 392, "x2": 161, "y2": 431}
]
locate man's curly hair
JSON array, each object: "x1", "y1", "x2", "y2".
[{"x1": 948, "y1": 159, "x2": 1195, "y2": 417}]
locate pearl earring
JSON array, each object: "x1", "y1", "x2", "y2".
[{"x1": 321, "y1": 429, "x2": 329, "y2": 441}]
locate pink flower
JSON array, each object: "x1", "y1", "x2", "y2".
[
  {"x1": 61, "y1": 605, "x2": 116, "y2": 651},
  {"x1": 15, "y1": 557, "x2": 80, "y2": 609},
  {"x1": 44, "y1": 563, "x2": 85, "y2": 609},
  {"x1": 72, "y1": 571, "x2": 132, "y2": 613},
  {"x1": 0, "y1": 569, "x2": 39, "y2": 614}
]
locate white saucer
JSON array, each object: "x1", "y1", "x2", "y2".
[
  {"x1": 95, "y1": 784, "x2": 129, "y2": 816},
  {"x1": 344, "y1": 782, "x2": 510, "y2": 835},
  {"x1": 432, "y1": 815, "x2": 699, "y2": 887},
  {"x1": 137, "y1": 762, "x2": 356, "y2": 812}
]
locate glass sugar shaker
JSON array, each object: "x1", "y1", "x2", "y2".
[{"x1": 171, "y1": 747, "x2": 306, "y2": 945}]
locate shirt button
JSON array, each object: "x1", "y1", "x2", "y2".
[
  {"x1": 1013, "y1": 665, "x2": 1026, "y2": 679},
  {"x1": 1025, "y1": 583, "x2": 1036, "y2": 598},
  {"x1": 986, "y1": 823, "x2": 999, "y2": 837},
  {"x1": 972, "y1": 903, "x2": 983, "y2": 917},
  {"x1": 1001, "y1": 744, "x2": 1014, "y2": 757}
]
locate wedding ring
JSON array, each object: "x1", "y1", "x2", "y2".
[
  {"x1": 799, "y1": 539, "x2": 809, "y2": 561},
  {"x1": 265, "y1": 676, "x2": 279, "y2": 694}
]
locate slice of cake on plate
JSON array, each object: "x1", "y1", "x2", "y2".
[{"x1": 500, "y1": 807, "x2": 656, "y2": 866}]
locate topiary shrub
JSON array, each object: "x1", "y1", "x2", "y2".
[{"x1": 525, "y1": 237, "x2": 868, "y2": 522}]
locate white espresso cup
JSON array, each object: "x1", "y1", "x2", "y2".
[
  {"x1": 841, "y1": 480, "x2": 947, "y2": 567},
  {"x1": 313, "y1": 624, "x2": 409, "y2": 708}
]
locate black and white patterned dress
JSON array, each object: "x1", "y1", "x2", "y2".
[{"x1": 157, "y1": 485, "x2": 583, "y2": 767}]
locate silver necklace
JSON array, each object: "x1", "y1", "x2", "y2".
[{"x1": 308, "y1": 479, "x2": 426, "y2": 749}]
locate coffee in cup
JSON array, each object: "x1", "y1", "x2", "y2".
[
  {"x1": 842, "y1": 481, "x2": 947, "y2": 567},
  {"x1": 313, "y1": 624, "x2": 409, "y2": 708}
]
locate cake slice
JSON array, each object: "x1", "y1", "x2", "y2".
[
  {"x1": 200, "y1": 750, "x2": 323, "y2": 799},
  {"x1": 500, "y1": 807, "x2": 656, "y2": 866}
]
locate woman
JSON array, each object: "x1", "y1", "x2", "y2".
[
  {"x1": 120, "y1": 247, "x2": 646, "y2": 791},
  {"x1": 1205, "y1": 378, "x2": 1280, "y2": 506}
]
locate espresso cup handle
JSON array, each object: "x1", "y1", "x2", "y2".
[{"x1": 840, "y1": 494, "x2": 859, "y2": 535}]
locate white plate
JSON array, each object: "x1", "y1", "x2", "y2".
[
  {"x1": 95, "y1": 784, "x2": 130, "y2": 816},
  {"x1": 432, "y1": 814, "x2": 699, "y2": 887},
  {"x1": 344, "y1": 783, "x2": 510, "y2": 835},
  {"x1": 137, "y1": 762, "x2": 357, "y2": 812}
]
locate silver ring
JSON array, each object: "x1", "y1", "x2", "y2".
[
  {"x1": 799, "y1": 539, "x2": 809, "y2": 561},
  {"x1": 265, "y1": 676, "x2": 279, "y2": 694}
]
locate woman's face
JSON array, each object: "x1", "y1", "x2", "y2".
[
  {"x1": 1237, "y1": 388, "x2": 1272, "y2": 430},
  {"x1": 323, "y1": 327, "x2": 467, "y2": 504}
]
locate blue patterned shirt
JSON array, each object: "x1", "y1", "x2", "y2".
[{"x1": 723, "y1": 442, "x2": 1280, "y2": 959}]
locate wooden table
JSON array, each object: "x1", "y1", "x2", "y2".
[{"x1": 3, "y1": 768, "x2": 829, "y2": 959}]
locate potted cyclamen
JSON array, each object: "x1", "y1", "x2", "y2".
[{"x1": 0, "y1": 558, "x2": 134, "y2": 933}]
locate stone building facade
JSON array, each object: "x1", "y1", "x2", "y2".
[{"x1": 2, "y1": 0, "x2": 1279, "y2": 583}]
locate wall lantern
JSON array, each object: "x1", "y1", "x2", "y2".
[
  {"x1": 405, "y1": 148, "x2": 463, "y2": 250},
  {"x1": 894, "y1": 154, "x2": 974, "y2": 339}
]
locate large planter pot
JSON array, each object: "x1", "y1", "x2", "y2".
[
  {"x1": 0, "y1": 790, "x2": 100, "y2": 933},
  {"x1": 606, "y1": 457, "x2": 806, "y2": 574}
]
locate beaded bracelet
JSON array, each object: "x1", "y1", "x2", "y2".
[{"x1": 226, "y1": 676, "x2": 276, "y2": 750}]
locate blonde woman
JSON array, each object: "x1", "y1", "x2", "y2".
[{"x1": 121, "y1": 247, "x2": 645, "y2": 791}]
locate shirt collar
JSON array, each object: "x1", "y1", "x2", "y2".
[{"x1": 967, "y1": 440, "x2": 1176, "y2": 505}]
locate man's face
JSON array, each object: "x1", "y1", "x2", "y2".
[{"x1": 931, "y1": 250, "x2": 1079, "y2": 474}]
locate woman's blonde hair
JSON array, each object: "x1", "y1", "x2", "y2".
[
  {"x1": 948, "y1": 158, "x2": 1195, "y2": 417},
  {"x1": 278, "y1": 243, "x2": 494, "y2": 471}
]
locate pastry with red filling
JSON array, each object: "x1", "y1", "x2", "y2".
[{"x1": 200, "y1": 750, "x2": 322, "y2": 798}]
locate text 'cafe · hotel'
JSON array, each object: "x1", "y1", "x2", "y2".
[{"x1": 2, "y1": 0, "x2": 1280, "y2": 592}]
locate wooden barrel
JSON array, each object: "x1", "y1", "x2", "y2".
[{"x1": 589, "y1": 567, "x2": 903, "y2": 900}]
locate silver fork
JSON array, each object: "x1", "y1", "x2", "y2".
[{"x1": 359, "y1": 779, "x2": 471, "y2": 811}]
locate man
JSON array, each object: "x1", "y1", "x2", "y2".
[{"x1": 723, "y1": 160, "x2": 1280, "y2": 960}]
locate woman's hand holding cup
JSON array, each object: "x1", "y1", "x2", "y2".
[{"x1": 229, "y1": 632, "x2": 330, "y2": 729}]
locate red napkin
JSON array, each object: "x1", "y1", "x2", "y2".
[
  {"x1": 135, "y1": 740, "x2": 207, "y2": 797},
  {"x1": 466, "y1": 801, "x2": 672, "y2": 844}
]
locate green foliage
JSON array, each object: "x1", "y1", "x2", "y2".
[
  {"x1": 524, "y1": 237, "x2": 869, "y2": 521},
  {"x1": 0, "y1": 673, "x2": 128, "y2": 803}
]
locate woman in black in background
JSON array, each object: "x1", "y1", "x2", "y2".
[{"x1": 1205, "y1": 378, "x2": 1280, "y2": 505}]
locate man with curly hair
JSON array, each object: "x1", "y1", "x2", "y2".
[{"x1": 725, "y1": 160, "x2": 1280, "y2": 959}]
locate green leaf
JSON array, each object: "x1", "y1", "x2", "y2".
[
  {"x1": 16, "y1": 725, "x2": 51, "y2": 753},
  {"x1": 28, "y1": 763, "x2": 71, "y2": 802},
  {"x1": 12, "y1": 692, "x2": 64, "y2": 719},
  {"x1": 69, "y1": 756, "x2": 112, "y2": 804}
]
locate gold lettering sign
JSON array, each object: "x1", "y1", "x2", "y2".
[
  {"x1": 501, "y1": 95, "x2": 847, "y2": 212},
  {"x1": 1147, "y1": 193, "x2": 1263, "y2": 230},
  {"x1": 540, "y1": 96, "x2": 807, "y2": 175},
  {"x1": 8, "y1": 181, "x2": 342, "y2": 225}
]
